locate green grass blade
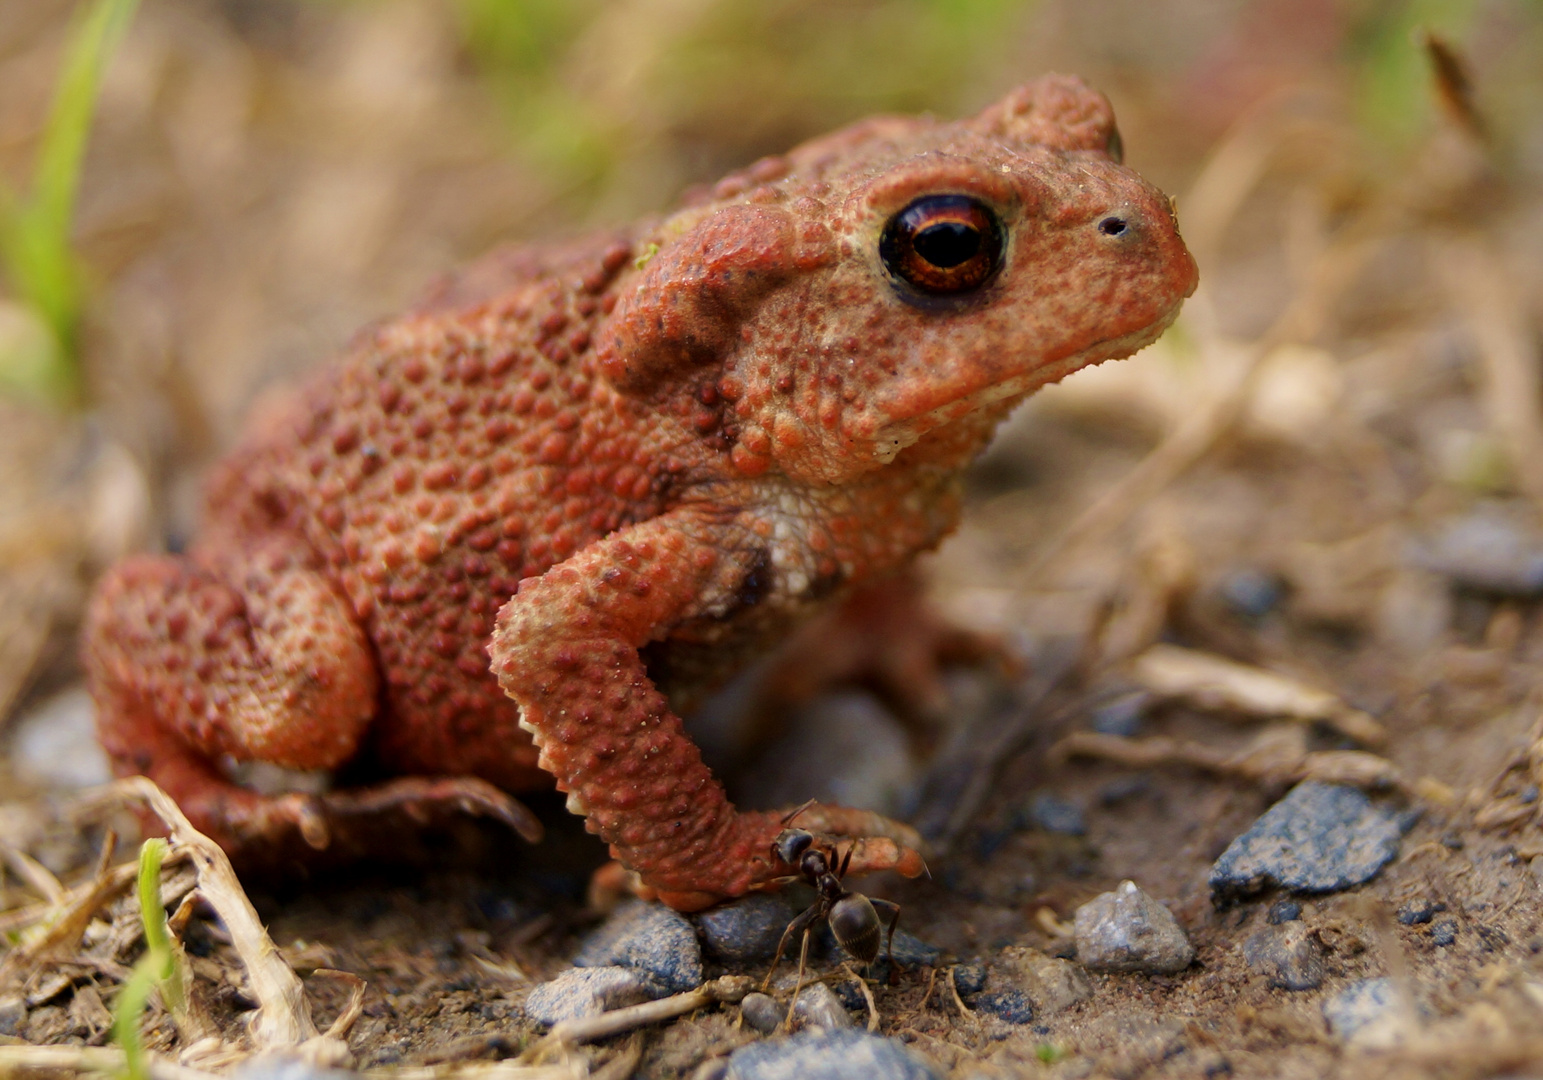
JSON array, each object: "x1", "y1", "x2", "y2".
[
  {"x1": 113, "y1": 838, "x2": 168, "y2": 1080},
  {"x1": 0, "y1": 0, "x2": 140, "y2": 405}
]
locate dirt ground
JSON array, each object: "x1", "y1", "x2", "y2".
[{"x1": 5, "y1": 1, "x2": 1543, "y2": 1078}]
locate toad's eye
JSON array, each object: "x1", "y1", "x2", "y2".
[
  {"x1": 1105, "y1": 125, "x2": 1124, "y2": 164},
  {"x1": 879, "y1": 194, "x2": 1004, "y2": 298}
]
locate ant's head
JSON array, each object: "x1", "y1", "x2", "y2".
[{"x1": 771, "y1": 828, "x2": 814, "y2": 868}]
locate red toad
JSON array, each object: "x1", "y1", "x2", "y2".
[{"x1": 84, "y1": 76, "x2": 1197, "y2": 911}]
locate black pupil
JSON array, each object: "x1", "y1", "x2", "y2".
[{"x1": 913, "y1": 221, "x2": 982, "y2": 268}]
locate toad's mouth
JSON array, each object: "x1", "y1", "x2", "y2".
[{"x1": 867, "y1": 309, "x2": 1181, "y2": 465}]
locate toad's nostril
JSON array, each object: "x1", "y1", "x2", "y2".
[{"x1": 1098, "y1": 215, "x2": 1128, "y2": 237}]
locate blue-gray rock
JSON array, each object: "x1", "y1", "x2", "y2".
[
  {"x1": 574, "y1": 900, "x2": 702, "y2": 992},
  {"x1": 1322, "y1": 977, "x2": 1419, "y2": 1048},
  {"x1": 1396, "y1": 898, "x2": 1443, "y2": 925},
  {"x1": 696, "y1": 893, "x2": 797, "y2": 964},
  {"x1": 1091, "y1": 691, "x2": 1148, "y2": 737},
  {"x1": 740, "y1": 992, "x2": 787, "y2": 1034},
  {"x1": 1026, "y1": 794, "x2": 1087, "y2": 836},
  {"x1": 0, "y1": 996, "x2": 23, "y2": 1037},
  {"x1": 1431, "y1": 920, "x2": 1457, "y2": 946},
  {"x1": 972, "y1": 989, "x2": 1034, "y2": 1024},
  {"x1": 1266, "y1": 900, "x2": 1302, "y2": 924},
  {"x1": 1241, "y1": 922, "x2": 1324, "y2": 991},
  {"x1": 1408, "y1": 508, "x2": 1543, "y2": 595},
  {"x1": 1220, "y1": 569, "x2": 1285, "y2": 618},
  {"x1": 951, "y1": 961, "x2": 988, "y2": 997},
  {"x1": 1209, "y1": 783, "x2": 1405, "y2": 904},
  {"x1": 790, "y1": 982, "x2": 853, "y2": 1031},
  {"x1": 1073, "y1": 880, "x2": 1195, "y2": 974},
  {"x1": 523, "y1": 966, "x2": 666, "y2": 1026},
  {"x1": 726, "y1": 1028, "x2": 939, "y2": 1080}
]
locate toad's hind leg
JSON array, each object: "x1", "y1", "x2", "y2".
[{"x1": 83, "y1": 542, "x2": 378, "y2": 855}]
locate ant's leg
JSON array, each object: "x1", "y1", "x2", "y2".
[
  {"x1": 763, "y1": 905, "x2": 820, "y2": 992},
  {"x1": 788, "y1": 925, "x2": 815, "y2": 1026},
  {"x1": 871, "y1": 898, "x2": 902, "y2": 971}
]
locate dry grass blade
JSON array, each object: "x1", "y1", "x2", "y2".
[
  {"x1": 530, "y1": 975, "x2": 755, "y2": 1055},
  {"x1": 0, "y1": 845, "x2": 64, "y2": 904},
  {"x1": 1438, "y1": 238, "x2": 1543, "y2": 506},
  {"x1": 72, "y1": 777, "x2": 322, "y2": 1052},
  {"x1": 1050, "y1": 730, "x2": 1405, "y2": 792},
  {"x1": 0, "y1": 856, "x2": 159, "y2": 981},
  {"x1": 1130, "y1": 643, "x2": 1388, "y2": 747},
  {"x1": 0, "y1": 1043, "x2": 222, "y2": 1079}
]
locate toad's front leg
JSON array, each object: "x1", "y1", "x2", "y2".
[{"x1": 488, "y1": 507, "x2": 926, "y2": 912}]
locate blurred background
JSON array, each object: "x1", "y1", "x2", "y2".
[{"x1": 1, "y1": 0, "x2": 1542, "y2": 802}]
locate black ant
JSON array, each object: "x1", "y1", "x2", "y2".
[{"x1": 760, "y1": 803, "x2": 903, "y2": 1000}]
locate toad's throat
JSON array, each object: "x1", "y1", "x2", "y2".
[{"x1": 868, "y1": 315, "x2": 1180, "y2": 464}]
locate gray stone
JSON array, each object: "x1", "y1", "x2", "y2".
[
  {"x1": 740, "y1": 992, "x2": 787, "y2": 1034},
  {"x1": 1408, "y1": 507, "x2": 1543, "y2": 595},
  {"x1": 1026, "y1": 794, "x2": 1087, "y2": 836},
  {"x1": 1323, "y1": 977, "x2": 1418, "y2": 1049},
  {"x1": 951, "y1": 961, "x2": 987, "y2": 997},
  {"x1": 1432, "y1": 920, "x2": 1458, "y2": 946},
  {"x1": 972, "y1": 989, "x2": 1034, "y2": 1024},
  {"x1": 10, "y1": 689, "x2": 111, "y2": 790},
  {"x1": 1396, "y1": 898, "x2": 1443, "y2": 925},
  {"x1": 1209, "y1": 782, "x2": 1404, "y2": 904},
  {"x1": 523, "y1": 966, "x2": 666, "y2": 1026},
  {"x1": 0, "y1": 996, "x2": 24, "y2": 1037},
  {"x1": 726, "y1": 1028, "x2": 939, "y2": 1080},
  {"x1": 1090, "y1": 691, "x2": 1148, "y2": 737},
  {"x1": 1073, "y1": 880, "x2": 1195, "y2": 974},
  {"x1": 735, "y1": 691, "x2": 915, "y2": 816},
  {"x1": 1241, "y1": 922, "x2": 1325, "y2": 990},
  {"x1": 1266, "y1": 899, "x2": 1302, "y2": 924},
  {"x1": 574, "y1": 900, "x2": 702, "y2": 993},
  {"x1": 697, "y1": 893, "x2": 797, "y2": 964},
  {"x1": 790, "y1": 982, "x2": 853, "y2": 1031},
  {"x1": 994, "y1": 947, "x2": 1093, "y2": 1015}
]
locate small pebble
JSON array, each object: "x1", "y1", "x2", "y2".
[
  {"x1": 1396, "y1": 898, "x2": 1443, "y2": 926},
  {"x1": 10, "y1": 689, "x2": 112, "y2": 790},
  {"x1": 232, "y1": 1055, "x2": 360, "y2": 1080},
  {"x1": 725, "y1": 1028, "x2": 939, "y2": 1080},
  {"x1": 1408, "y1": 509, "x2": 1543, "y2": 596},
  {"x1": 0, "y1": 996, "x2": 24, "y2": 1037},
  {"x1": 1266, "y1": 900, "x2": 1302, "y2": 925},
  {"x1": 1220, "y1": 568, "x2": 1285, "y2": 618},
  {"x1": 1241, "y1": 922, "x2": 1325, "y2": 991},
  {"x1": 1440, "y1": 832, "x2": 1465, "y2": 851},
  {"x1": 1091, "y1": 691, "x2": 1148, "y2": 737},
  {"x1": 1322, "y1": 977, "x2": 1416, "y2": 1049},
  {"x1": 1431, "y1": 920, "x2": 1458, "y2": 947},
  {"x1": 1026, "y1": 794, "x2": 1087, "y2": 836},
  {"x1": 1073, "y1": 880, "x2": 1195, "y2": 974},
  {"x1": 972, "y1": 989, "x2": 1034, "y2": 1024},
  {"x1": 854, "y1": 926, "x2": 941, "y2": 983},
  {"x1": 951, "y1": 961, "x2": 988, "y2": 997},
  {"x1": 995, "y1": 949, "x2": 1093, "y2": 1015},
  {"x1": 574, "y1": 900, "x2": 702, "y2": 992},
  {"x1": 523, "y1": 966, "x2": 665, "y2": 1026},
  {"x1": 696, "y1": 893, "x2": 797, "y2": 964},
  {"x1": 1209, "y1": 782, "x2": 1405, "y2": 904},
  {"x1": 1099, "y1": 774, "x2": 1152, "y2": 805},
  {"x1": 739, "y1": 992, "x2": 786, "y2": 1034},
  {"x1": 790, "y1": 982, "x2": 853, "y2": 1031}
]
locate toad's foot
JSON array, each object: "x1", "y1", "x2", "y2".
[{"x1": 622, "y1": 802, "x2": 928, "y2": 912}]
